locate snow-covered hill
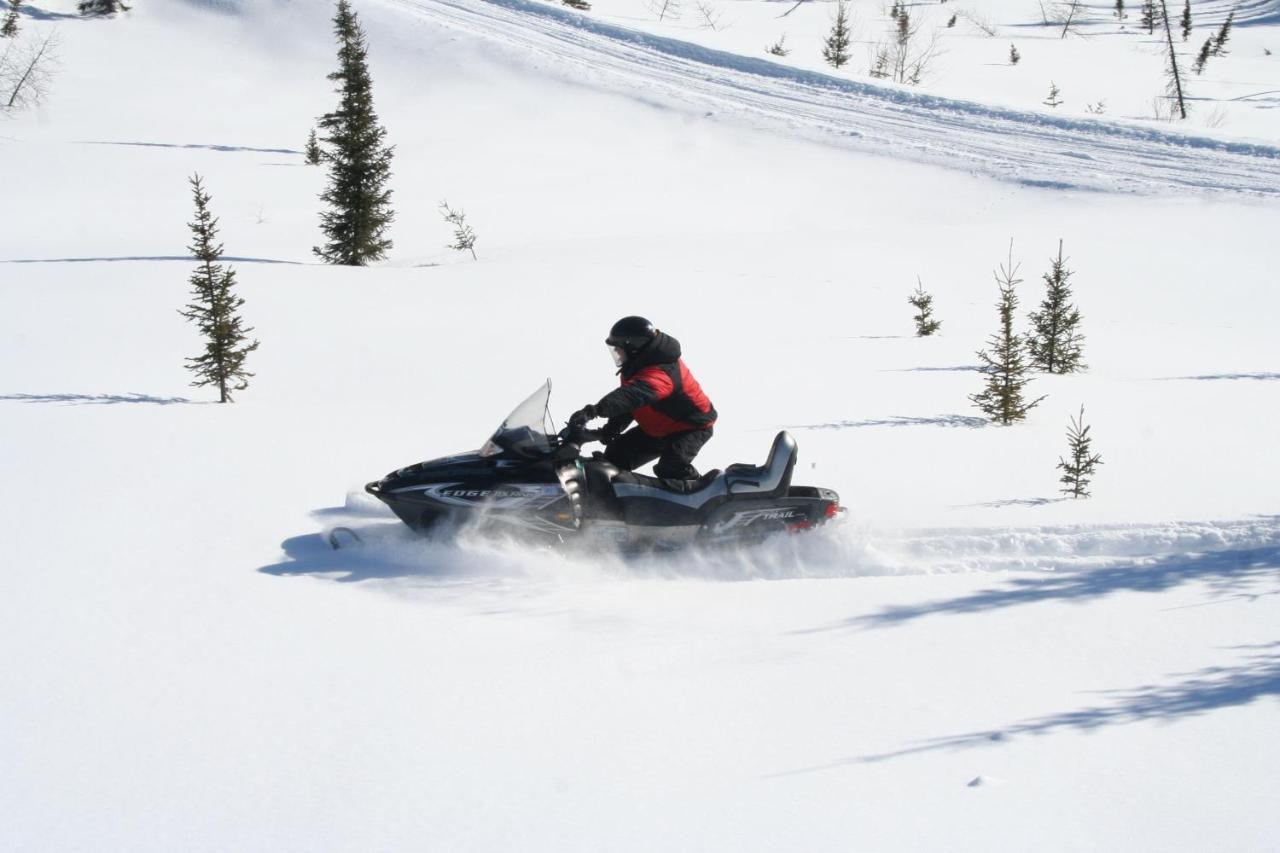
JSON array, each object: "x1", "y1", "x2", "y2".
[{"x1": 1, "y1": 1, "x2": 1277, "y2": 850}]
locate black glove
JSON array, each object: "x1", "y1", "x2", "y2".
[
  {"x1": 569, "y1": 404, "x2": 597, "y2": 428},
  {"x1": 599, "y1": 424, "x2": 622, "y2": 446}
]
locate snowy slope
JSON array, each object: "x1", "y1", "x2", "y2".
[
  {"x1": 2, "y1": 1, "x2": 1278, "y2": 851},
  {"x1": 381, "y1": 0, "x2": 1280, "y2": 194}
]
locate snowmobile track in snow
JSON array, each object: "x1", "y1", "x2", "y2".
[{"x1": 383, "y1": 0, "x2": 1280, "y2": 196}]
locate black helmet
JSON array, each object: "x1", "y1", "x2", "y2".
[{"x1": 605, "y1": 316, "x2": 656, "y2": 355}]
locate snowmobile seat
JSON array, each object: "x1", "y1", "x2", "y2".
[
  {"x1": 613, "y1": 468, "x2": 727, "y2": 508},
  {"x1": 724, "y1": 431, "x2": 797, "y2": 497}
]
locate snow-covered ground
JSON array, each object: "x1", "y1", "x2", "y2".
[{"x1": 1, "y1": 0, "x2": 1278, "y2": 850}]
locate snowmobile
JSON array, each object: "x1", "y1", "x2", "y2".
[{"x1": 364, "y1": 381, "x2": 843, "y2": 550}]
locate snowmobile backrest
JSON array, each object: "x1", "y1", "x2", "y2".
[{"x1": 724, "y1": 431, "x2": 797, "y2": 497}]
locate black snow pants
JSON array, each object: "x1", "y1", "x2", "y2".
[{"x1": 604, "y1": 426, "x2": 713, "y2": 480}]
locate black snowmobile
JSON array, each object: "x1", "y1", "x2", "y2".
[{"x1": 365, "y1": 381, "x2": 843, "y2": 550}]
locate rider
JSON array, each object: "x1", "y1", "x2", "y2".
[{"x1": 570, "y1": 316, "x2": 717, "y2": 481}]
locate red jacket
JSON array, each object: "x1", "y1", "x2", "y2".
[{"x1": 595, "y1": 333, "x2": 717, "y2": 438}]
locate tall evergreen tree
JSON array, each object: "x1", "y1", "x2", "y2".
[
  {"x1": 1114, "y1": 0, "x2": 1125, "y2": 19},
  {"x1": 1, "y1": 1, "x2": 22, "y2": 39},
  {"x1": 822, "y1": 0, "x2": 851, "y2": 69},
  {"x1": 78, "y1": 0, "x2": 129, "y2": 16},
  {"x1": 1180, "y1": 0, "x2": 1192, "y2": 40},
  {"x1": 908, "y1": 277, "x2": 941, "y2": 336},
  {"x1": 1057, "y1": 405, "x2": 1103, "y2": 498},
  {"x1": 1028, "y1": 240, "x2": 1085, "y2": 373},
  {"x1": 970, "y1": 245, "x2": 1044, "y2": 425},
  {"x1": 181, "y1": 175, "x2": 259, "y2": 403},
  {"x1": 314, "y1": 0, "x2": 395, "y2": 266}
]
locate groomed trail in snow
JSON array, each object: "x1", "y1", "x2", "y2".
[{"x1": 382, "y1": 0, "x2": 1280, "y2": 196}]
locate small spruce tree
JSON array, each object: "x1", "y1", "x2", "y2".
[
  {"x1": 946, "y1": 13, "x2": 957, "y2": 27},
  {"x1": 440, "y1": 201, "x2": 478, "y2": 260},
  {"x1": 304, "y1": 128, "x2": 322, "y2": 165},
  {"x1": 1009, "y1": 43, "x2": 1021, "y2": 65},
  {"x1": 1193, "y1": 37, "x2": 1212, "y2": 73},
  {"x1": 2, "y1": 1, "x2": 22, "y2": 39},
  {"x1": 1028, "y1": 239, "x2": 1086, "y2": 373},
  {"x1": 314, "y1": 0, "x2": 396, "y2": 266},
  {"x1": 562, "y1": 0, "x2": 592, "y2": 10},
  {"x1": 1211, "y1": 10, "x2": 1233, "y2": 56},
  {"x1": 180, "y1": 175, "x2": 259, "y2": 404},
  {"x1": 766, "y1": 35, "x2": 790, "y2": 57},
  {"x1": 78, "y1": 0, "x2": 129, "y2": 15},
  {"x1": 1180, "y1": 0, "x2": 1191, "y2": 40},
  {"x1": 909, "y1": 277, "x2": 941, "y2": 336},
  {"x1": 1141, "y1": 0, "x2": 1155, "y2": 33},
  {"x1": 1057, "y1": 405, "x2": 1103, "y2": 498},
  {"x1": 1044, "y1": 81, "x2": 1063, "y2": 107},
  {"x1": 1114, "y1": 0, "x2": 1125, "y2": 19},
  {"x1": 822, "y1": 0, "x2": 852, "y2": 69},
  {"x1": 971, "y1": 244, "x2": 1045, "y2": 425}
]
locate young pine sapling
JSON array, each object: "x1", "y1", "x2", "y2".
[
  {"x1": 304, "y1": 128, "x2": 322, "y2": 165},
  {"x1": 1027, "y1": 239, "x2": 1086, "y2": 373},
  {"x1": 1057, "y1": 405, "x2": 1103, "y2": 498},
  {"x1": 909, "y1": 278, "x2": 942, "y2": 336},
  {"x1": 822, "y1": 0, "x2": 852, "y2": 69},
  {"x1": 440, "y1": 201, "x2": 478, "y2": 260},
  {"x1": 1, "y1": 1, "x2": 21, "y2": 39},
  {"x1": 180, "y1": 175, "x2": 259, "y2": 404},
  {"x1": 970, "y1": 243, "x2": 1045, "y2": 425}
]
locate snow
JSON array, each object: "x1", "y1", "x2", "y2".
[{"x1": 2, "y1": 0, "x2": 1278, "y2": 850}]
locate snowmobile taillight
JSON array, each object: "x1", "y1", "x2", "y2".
[
  {"x1": 823, "y1": 501, "x2": 841, "y2": 519},
  {"x1": 787, "y1": 520, "x2": 813, "y2": 533}
]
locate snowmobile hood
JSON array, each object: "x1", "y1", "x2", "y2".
[{"x1": 622, "y1": 331, "x2": 681, "y2": 377}]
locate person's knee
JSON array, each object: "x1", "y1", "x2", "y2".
[{"x1": 654, "y1": 459, "x2": 696, "y2": 480}]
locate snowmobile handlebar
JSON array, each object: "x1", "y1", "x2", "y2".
[{"x1": 557, "y1": 424, "x2": 604, "y2": 448}]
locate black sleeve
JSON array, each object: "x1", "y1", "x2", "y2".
[
  {"x1": 595, "y1": 380, "x2": 660, "y2": 419},
  {"x1": 602, "y1": 413, "x2": 633, "y2": 436}
]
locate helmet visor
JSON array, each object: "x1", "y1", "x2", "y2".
[{"x1": 609, "y1": 345, "x2": 627, "y2": 368}]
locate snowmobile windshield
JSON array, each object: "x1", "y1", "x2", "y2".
[{"x1": 480, "y1": 380, "x2": 555, "y2": 459}]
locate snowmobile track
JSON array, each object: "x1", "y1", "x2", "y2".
[{"x1": 382, "y1": 0, "x2": 1280, "y2": 196}]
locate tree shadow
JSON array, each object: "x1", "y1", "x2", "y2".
[
  {"x1": 834, "y1": 545, "x2": 1280, "y2": 631},
  {"x1": 0, "y1": 392, "x2": 194, "y2": 405},
  {"x1": 79, "y1": 140, "x2": 303, "y2": 155},
  {"x1": 772, "y1": 642, "x2": 1280, "y2": 775},
  {"x1": 793, "y1": 414, "x2": 990, "y2": 430},
  {"x1": 3, "y1": 256, "x2": 302, "y2": 265},
  {"x1": 962, "y1": 496, "x2": 1066, "y2": 508},
  {"x1": 1156, "y1": 372, "x2": 1280, "y2": 381},
  {"x1": 889, "y1": 365, "x2": 982, "y2": 373},
  {"x1": 17, "y1": 3, "x2": 80, "y2": 21}
]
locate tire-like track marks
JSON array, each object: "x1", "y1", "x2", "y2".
[{"x1": 381, "y1": 0, "x2": 1280, "y2": 196}]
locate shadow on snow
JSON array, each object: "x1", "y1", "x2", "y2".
[
  {"x1": 793, "y1": 414, "x2": 990, "y2": 430},
  {"x1": 2, "y1": 256, "x2": 302, "y2": 265},
  {"x1": 817, "y1": 545, "x2": 1280, "y2": 631},
  {"x1": 772, "y1": 642, "x2": 1280, "y2": 775},
  {"x1": 0, "y1": 392, "x2": 194, "y2": 405},
  {"x1": 78, "y1": 140, "x2": 303, "y2": 155}
]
